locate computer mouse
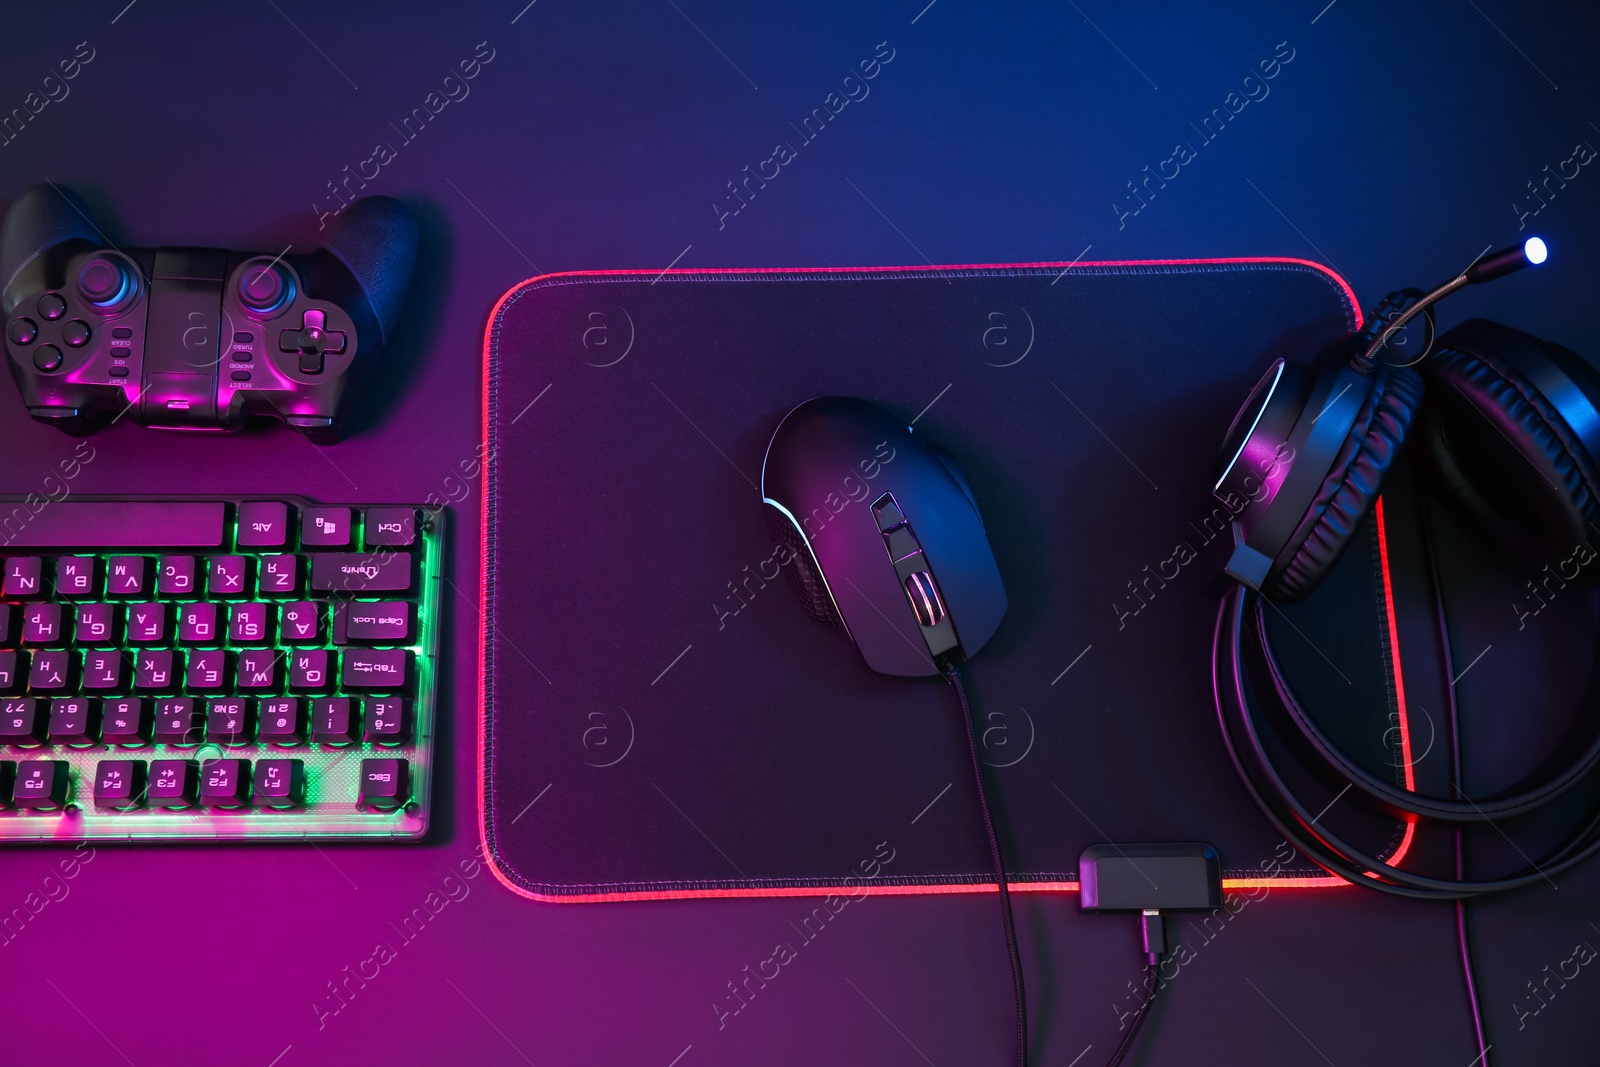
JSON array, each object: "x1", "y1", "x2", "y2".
[{"x1": 760, "y1": 396, "x2": 1007, "y2": 677}]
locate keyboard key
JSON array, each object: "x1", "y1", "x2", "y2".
[
  {"x1": 289, "y1": 649, "x2": 333, "y2": 692},
  {"x1": 3, "y1": 557, "x2": 44, "y2": 598},
  {"x1": 358, "y1": 758, "x2": 410, "y2": 811},
  {"x1": 186, "y1": 650, "x2": 229, "y2": 692},
  {"x1": 153, "y1": 699, "x2": 203, "y2": 745},
  {"x1": 48, "y1": 698, "x2": 97, "y2": 744},
  {"x1": 21, "y1": 604, "x2": 66, "y2": 645},
  {"x1": 342, "y1": 650, "x2": 409, "y2": 691},
  {"x1": 310, "y1": 553, "x2": 413, "y2": 594},
  {"x1": 127, "y1": 603, "x2": 168, "y2": 644},
  {"x1": 229, "y1": 603, "x2": 270, "y2": 644},
  {"x1": 178, "y1": 602, "x2": 221, "y2": 644},
  {"x1": 94, "y1": 760, "x2": 146, "y2": 810},
  {"x1": 83, "y1": 650, "x2": 126, "y2": 691},
  {"x1": 55, "y1": 556, "x2": 97, "y2": 597},
  {"x1": 253, "y1": 759, "x2": 304, "y2": 808},
  {"x1": 148, "y1": 759, "x2": 198, "y2": 807},
  {"x1": 334, "y1": 601, "x2": 413, "y2": 645},
  {"x1": 101, "y1": 699, "x2": 151, "y2": 745},
  {"x1": 0, "y1": 502, "x2": 224, "y2": 548},
  {"x1": 106, "y1": 556, "x2": 149, "y2": 596},
  {"x1": 365, "y1": 698, "x2": 411, "y2": 745},
  {"x1": 257, "y1": 699, "x2": 305, "y2": 744},
  {"x1": 237, "y1": 501, "x2": 291, "y2": 548},
  {"x1": 259, "y1": 555, "x2": 300, "y2": 595},
  {"x1": 301, "y1": 507, "x2": 352, "y2": 547},
  {"x1": 157, "y1": 555, "x2": 198, "y2": 596},
  {"x1": 364, "y1": 508, "x2": 417, "y2": 548},
  {"x1": 75, "y1": 603, "x2": 117, "y2": 645},
  {"x1": 236, "y1": 649, "x2": 281, "y2": 690},
  {"x1": 14, "y1": 760, "x2": 68, "y2": 809},
  {"x1": 135, "y1": 650, "x2": 180, "y2": 692},
  {"x1": 0, "y1": 699, "x2": 45, "y2": 745},
  {"x1": 280, "y1": 602, "x2": 321, "y2": 644},
  {"x1": 209, "y1": 556, "x2": 251, "y2": 598},
  {"x1": 311, "y1": 697, "x2": 359, "y2": 744},
  {"x1": 152, "y1": 700, "x2": 203, "y2": 742},
  {"x1": 0, "y1": 651, "x2": 21, "y2": 693},
  {"x1": 206, "y1": 699, "x2": 253, "y2": 745},
  {"x1": 0, "y1": 604, "x2": 13, "y2": 646},
  {"x1": 199, "y1": 758, "x2": 250, "y2": 808},
  {"x1": 28, "y1": 650, "x2": 72, "y2": 692},
  {"x1": 0, "y1": 761, "x2": 14, "y2": 809}
]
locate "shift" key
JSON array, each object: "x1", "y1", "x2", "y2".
[{"x1": 311, "y1": 554, "x2": 414, "y2": 595}]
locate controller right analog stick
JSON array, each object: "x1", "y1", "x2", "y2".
[
  {"x1": 237, "y1": 260, "x2": 293, "y2": 315},
  {"x1": 77, "y1": 256, "x2": 133, "y2": 310}
]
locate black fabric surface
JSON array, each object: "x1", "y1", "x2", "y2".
[{"x1": 481, "y1": 261, "x2": 1420, "y2": 897}]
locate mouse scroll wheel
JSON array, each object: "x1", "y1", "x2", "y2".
[{"x1": 905, "y1": 571, "x2": 947, "y2": 628}]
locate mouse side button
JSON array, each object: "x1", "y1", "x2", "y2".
[
  {"x1": 883, "y1": 524, "x2": 920, "y2": 561},
  {"x1": 871, "y1": 492, "x2": 905, "y2": 531}
]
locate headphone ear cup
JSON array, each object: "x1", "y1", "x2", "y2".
[
  {"x1": 1267, "y1": 363, "x2": 1424, "y2": 602},
  {"x1": 1415, "y1": 320, "x2": 1600, "y2": 564}
]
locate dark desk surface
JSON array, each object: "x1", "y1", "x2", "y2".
[{"x1": 3, "y1": 2, "x2": 1597, "y2": 1064}]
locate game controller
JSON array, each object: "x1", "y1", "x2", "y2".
[{"x1": 1, "y1": 183, "x2": 417, "y2": 443}]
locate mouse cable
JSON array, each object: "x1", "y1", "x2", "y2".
[
  {"x1": 945, "y1": 663, "x2": 1029, "y2": 1067},
  {"x1": 1418, "y1": 497, "x2": 1491, "y2": 1066}
]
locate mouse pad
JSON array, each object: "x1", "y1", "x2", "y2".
[{"x1": 480, "y1": 259, "x2": 1442, "y2": 902}]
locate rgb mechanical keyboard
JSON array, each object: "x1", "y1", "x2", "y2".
[{"x1": 0, "y1": 496, "x2": 442, "y2": 841}]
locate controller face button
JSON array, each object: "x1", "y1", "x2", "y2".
[
  {"x1": 32, "y1": 344, "x2": 63, "y2": 372},
  {"x1": 77, "y1": 256, "x2": 132, "y2": 307},
  {"x1": 237, "y1": 261, "x2": 293, "y2": 315},
  {"x1": 8, "y1": 317, "x2": 38, "y2": 345},
  {"x1": 112, "y1": 327, "x2": 133, "y2": 339},
  {"x1": 230, "y1": 369, "x2": 252, "y2": 382},
  {"x1": 109, "y1": 365, "x2": 130, "y2": 378},
  {"x1": 37, "y1": 293, "x2": 67, "y2": 320},
  {"x1": 61, "y1": 320, "x2": 92, "y2": 347}
]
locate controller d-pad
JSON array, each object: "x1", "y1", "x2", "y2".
[{"x1": 277, "y1": 309, "x2": 347, "y2": 374}]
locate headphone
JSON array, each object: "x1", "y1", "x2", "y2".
[{"x1": 1211, "y1": 238, "x2": 1600, "y2": 899}]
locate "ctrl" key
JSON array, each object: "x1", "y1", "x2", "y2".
[{"x1": 358, "y1": 758, "x2": 409, "y2": 812}]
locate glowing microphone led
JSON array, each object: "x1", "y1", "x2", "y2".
[{"x1": 1466, "y1": 237, "x2": 1549, "y2": 284}]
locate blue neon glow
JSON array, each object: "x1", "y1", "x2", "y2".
[{"x1": 1525, "y1": 236, "x2": 1548, "y2": 265}]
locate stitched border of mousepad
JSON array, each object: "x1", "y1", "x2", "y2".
[{"x1": 478, "y1": 258, "x2": 1430, "y2": 902}]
